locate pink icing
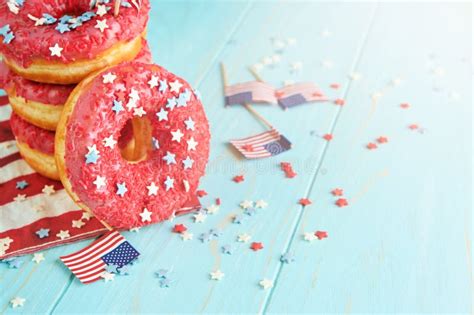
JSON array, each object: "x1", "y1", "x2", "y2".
[
  {"x1": 64, "y1": 62, "x2": 210, "y2": 229},
  {"x1": 0, "y1": 0, "x2": 150, "y2": 67},
  {"x1": 10, "y1": 112, "x2": 55, "y2": 155}
]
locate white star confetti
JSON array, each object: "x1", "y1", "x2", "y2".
[
  {"x1": 101, "y1": 271, "x2": 115, "y2": 282},
  {"x1": 206, "y1": 204, "x2": 219, "y2": 215},
  {"x1": 95, "y1": 19, "x2": 108, "y2": 33},
  {"x1": 93, "y1": 176, "x2": 106, "y2": 189},
  {"x1": 237, "y1": 233, "x2": 251, "y2": 243},
  {"x1": 42, "y1": 185, "x2": 55, "y2": 195},
  {"x1": 103, "y1": 135, "x2": 117, "y2": 148},
  {"x1": 210, "y1": 269, "x2": 224, "y2": 281},
  {"x1": 259, "y1": 278, "x2": 273, "y2": 289},
  {"x1": 32, "y1": 253, "x2": 45, "y2": 264},
  {"x1": 171, "y1": 129, "x2": 184, "y2": 143},
  {"x1": 187, "y1": 137, "x2": 198, "y2": 151},
  {"x1": 102, "y1": 72, "x2": 116, "y2": 84},
  {"x1": 139, "y1": 208, "x2": 152, "y2": 222},
  {"x1": 156, "y1": 108, "x2": 168, "y2": 121},
  {"x1": 133, "y1": 106, "x2": 146, "y2": 117},
  {"x1": 147, "y1": 182, "x2": 159, "y2": 196},
  {"x1": 184, "y1": 117, "x2": 195, "y2": 130},
  {"x1": 169, "y1": 80, "x2": 183, "y2": 94},
  {"x1": 14, "y1": 194, "x2": 26, "y2": 202},
  {"x1": 303, "y1": 232, "x2": 317, "y2": 242},
  {"x1": 56, "y1": 230, "x2": 70, "y2": 240},
  {"x1": 10, "y1": 297, "x2": 25, "y2": 308},
  {"x1": 240, "y1": 200, "x2": 253, "y2": 209},
  {"x1": 148, "y1": 75, "x2": 159, "y2": 88},
  {"x1": 49, "y1": 43, "x2": 63, "y2": 57},
  {"x1": 255, "y1": 200, "x2": 268, "y2": 209},
  {"x1": 181, "y1": 231, "x2": 193, "y2": 241},
  {"x1": 81, "y1": 211, "x2": 93, "y2": 221},
  {"x1": 72, "y1": 220, "x2": 85, "y2": 229},
  {"x1": 96, "y1": 4, "x2": 108, "y2": 16},
  {"x1": 193, "y1": 212, "x2": 207, "y2": 223}
]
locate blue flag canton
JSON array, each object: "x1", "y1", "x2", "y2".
[
  {"x1": 264, "y1": 135, "x2": 292, "y2": 156},
  {"x1": 102, "y1": 241, "x2": 140, "y2": 268}
]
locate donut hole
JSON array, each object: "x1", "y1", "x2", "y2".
[
  {"x1": 48, "y1": 1, "x2": 91, "y2": 17},
  {"x1": 118, "y1": 116, "x2": 153, "y2": 163}
]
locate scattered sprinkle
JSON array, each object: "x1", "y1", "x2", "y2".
[
  {"x1": 32, "y1": 253, "x2": 45, "y2": 264},
  {"x1": 250, "y1": 242, "x2": 264, "y2": 251},
  {"x1": 210, "y1": 269, "x2": 225, "y2": 281},
  {"x1": 335, "y1": 198, "x2": 348, "y2": 207},
  {"x1": 334, "y1": 98, "x2": 345, "y2": 106},
  {"x1": 299, "y1": 198, "x2": 312, "y2": 206},
  {"x1": 56, "y1": 230, "x2": 70, "y2": 240},
  {"x1": 323, "y1": 133, "x2": 333, "y2": 141},
  {"x1": 181, "y1": 231, "x2": 193, "y2": 241},
  {"x1": 255, "y1": 200, "x2": 268, "y2": 209},
  {"x1": 49, "y1": 43, "x2": 63, "y2": 57},
  {"x1": 315, "y1": 230, "x2": 328, "y2": 240},
  {"x1": 10, "y1": 297, "x2": 25, "y2": 308},
  {"x1": 331, "y1": 188, "x2": 344, "y2": 196},
  {"x1": 240, "y1": 200, "x2": 253, "y2": 209},
  {"x1": 173, "y1": 224, "x2": 187, "y2": 234},
  {"x1": 259, "y1": 278, "x2": 273, "y2": 289},
  {"x1": 367, "y1": 142, "x2": 378, "y2": 150},
  {"x1": 233, "y1": 175, "x2": 244, "y2": 183},
  {"x1": 280, "y1": 252, "x2": 295, "y2": 264},
  {"x1": 377, "y1": 136, "x2": 388, "y2": 144},
  {"x1": 193, "y1": 211, "x2": 207, "y2": 223},
  {"x1": 196, "y1": 190, "x2": 207, "y2": 197},
  {"x1": 237, "y1": 233, "x2": 251, "y2": 243},
  {"x1": 303, "y1": 232, "x2": 317, "y2": 242}
]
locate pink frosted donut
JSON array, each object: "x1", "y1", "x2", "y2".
[
  {"x1": 55, "y1": 62, "x2": 210, "y2": 229},
  {"x1": 2, "y1": 39, "x2": 152, "y2": 130},
  {"x1": 0, "y1": 0, "x2": 150, "y2": 84}
]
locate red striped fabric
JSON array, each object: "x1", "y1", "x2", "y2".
[{"x1": 230, "y1": 128, "x2": 281, "y2": 158}]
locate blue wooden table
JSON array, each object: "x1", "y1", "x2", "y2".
[{"x1": 1, "y1": 1, "x2": 472, "y2": 313}]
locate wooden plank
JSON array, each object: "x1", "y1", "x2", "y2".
[
  {"x1": 50, "y1": 2, "x2": 375, "y2": 313},
  {"x1": 265, "y1": 2, "x2": 472, "y2": 313}
]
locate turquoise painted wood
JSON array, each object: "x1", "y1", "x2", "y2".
[{"x1": 1, "y1": 1, "x2": 471, "y2": 313}]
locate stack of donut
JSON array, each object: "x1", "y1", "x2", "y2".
[{"x1": 1, "y1": 0, "x2": 211, "y2": 228}]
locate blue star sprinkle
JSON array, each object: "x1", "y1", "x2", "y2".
[
  {"x1": 244, "y1": 208, "x2": 257, "y2": 216},
  {"x1": 155, "y1": 268, "x2": 171, "y2": 279},
  {"x1": 162, "y1": 151, "x2": 176, "y2": 165},
  {"x1": 116, "y1": 182, "x2": 128, "y2": 197},
  {"x1": 280, "y1": 252, "x2": 296, "y2": 264},
  {"x1": 4, "y1": 257, "x2": 23, "y2": 269},
  {"x1": 233, "y1": 214, "x2": 245, "y2": 224},
  {"x1": 209, "y1": 229, "x2": 221, "y2": 237},
  {"x1": 85, "y1": 145, "x2": 100, "y2": 164},
  {"x1": 112, "y1": 99, "x2": 124, "y2": 114},
  {"x1": 2, "y1": 32, "x2": 14, "y2": 44},
  {"x1": 0, "y1": 25, "x2": 11, "y2": 37},
  {"x1": 105, "y1": 264, "x2": 119, "y2": 274},
  {"x1": 158, "y1": 79, "x2": 168, "y2": 93},
  {"x1": 166, "y1": 97, "x2": 177, "y2": 111},
  {"x1": 152, "y1": 137, "x2": 160, "y2": 150},
  {"x1": 15, "y1": 0, "x2": 24, "y2": 5},
  {"x1": 58, "y1": 15, "x2": 72, "y2": 23},
  {"x1": 198, "y1": 233, "x2": 212, "y2": 243},
  {"x1": 193, "y1": 88, "x2": 201, "y2": 100},
  {"x1": 56, "y1": 23, "x2": 70, "y2": 33},
  {"x1": 35, "y1": 228, "x2": 50, "y2": 239},
  {"x1": 160, "y1": 278, "x2": 172, "y2": 288},
  {"x1": 176, "y1": 93, "x2": 188, "y2": 107},
  {"x1": 80, "y1": 11, "x2": 96, "y2": 20},
  {"x1": 221, "y1": 244, "x2": 233, "y2": 255},
  {"x1": 42, "y1": 13, "x2": 57, "y2": 24},
  {"x1": 117, "y1": 265, "x2": 130, "y2": 275},
  {"x1": 16, "y1": 180, "x2": 28, "y2": 190},
  {"x1": 182, "y1": 89, "x2": 192, "y2": 102}
]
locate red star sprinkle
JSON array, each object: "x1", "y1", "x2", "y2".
[
  {"x1": 275, "y1": 91, "x2": 285, "y2": 98},
  {"x1": 409, "y1": 124, "x2": 419, "y2": 130},
  {"x1": 233, "y1": 175, "x2": 245, "y2": 183},
  {"x1": 367, "y1": 142, "x2": 378, "y2": 150},
  {"x1": 323, "y1": 133, "x2": 333, "y2": 141},
  {"x1": 242, "y1": 144, "x2": 254, "y2": 152},
  {"x1": 281, "y1": 162, "x2": 297, "y2": 178},
  {"x1": 331, "y1": 188, "x2": 343, "y2": 196},
  {"x1": 377, "y1": 136, "x2": 388, "y2": 144},
  {"x1": 250, "y1": 242, "x2": 264, "y2": 251},
  {"x1": 299, "y1": 198, "x2": 312, "y2": 206},
  {"x1": 400, "y1": 103, "x2": 410, "y2": 109},
  {"x1": 335, "y1": 198, "x2": 348, "y2": 207},
  {"x1": 173, "y1": 224, "x2": 187, "y2": 234},
  {"x1": 334, "y1": 98, "x2": 345, "y2": 106},
  {"x1": 314, "y1": 231, "x2": 328, "y2": 240},
  {"x1": 116, "y1": 91, "x2": 126, "y2": 101},
  {"x1": 196, "y1": 190, "x2": 207, "y2": 197},
  {"x1": 216, "y1": 198, "x2": 221, "y2": 206},
  {"x1": 330, "y1": 83, "x2": 341, "y2": 89}
]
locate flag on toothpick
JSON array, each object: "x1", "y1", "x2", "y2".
[
  {"x1": 230, "y1": 128, "x2": 292, "y2": 159},
  {"x1": 224, "y1": 81, "x2": 277, "y2": 106},
  {"x1": 60, "y1": 231, "x2": 139, "y2": 284},
  {"x1": 276, "y1": 82, "x2": 328, "y2": 109}
]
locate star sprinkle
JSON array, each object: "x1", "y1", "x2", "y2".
[
  {"x1": 56, "y1": 230, "x2": 70, "y2": 240},
  {"x1": 36, "y1": 228, "x2": 49, "y2": 239},
  {"x1": 148, "y1": 75, "x2": 159, "y2": 88},
  {"x1": 193, "y1": 211, "x2": 207, "y2": 223},
  {"x1": 105, "y1": 264, "x2": 119, "y2": 274},
  {"x1": 233, "y1": 175, "x2": 244, "y2": 183},
  {"x1": 206, "y1": 204, "x2": 219, "y2": 215},
  {"x1": 103, "y1": 135, "x2": 117, "y2": 148},
  {"x1": 335, "y1": 198, "x2": 348, "y2": 207},
  {"x1": 156, "y1": 108, "x2": 168, "y2": 121},
  {"x1": 259, "y1": 279, "x2": 273, "y2": 290},
  {"x1": 72, "y1": 220, "x2": 85, "y2": 229},
  {"x1": 95, "y1": 19, "x2": 108, "y2": 32},
  {"x1": 116, "y1": 182, "x2": 128, "y2": 197},
  {"x1": 253, "y1": 200, "x2": 268, "y2": 209},
  {"x1": 280, "y1": 252, "x2": 295, "y2": 264},
  {"x1": 103, "y1": 72, "x2": 117, "y2": 84},
  {"x1": 196, "y1": 190, "x2": 207, "y2": 197},
  {"x1": 323, "y1": 133, "x2": 333, "y2": 141},
  {"x1": 55, "y1": 23, "x2": 70, "y2": 33},
  {"x1": 176, "y1": 93, "x2": 188, "y2": 107},
  {"x1": 409, "y1": 124, "x2": 419, "y2": 130},
  {"x1": 281, "y1": 162, "x2": 297, "y2": 178},
  {"x1": 133, "y1": 106, "x2": 146, "y2": 117},
  {"x1": 181, "y1": 231, "x2": 193, "y2": 241},
  {"x1": 303, "y1": 232, "x2": 317, "y2": 242},
  {"x1": 250, "y1": 242, "x2": 264, "y2": 251},
  {"x1": 332, "y1": 188, "x2": 344, "y2": 196},
  {"x1": 182, "y1": 156, "x2": 194, "y2": 170},
  {"x1": 171, "y1": 129, "x2": 184, "y2": 143},
  {"x1": 32, "y1": 253, "x2": 45, "y2": 264},
  {"x1": 49, "y1": 43, "x2": 63, "y2": 57},
  {"x1": 237, "y1": 233, "x2": 251, "y2": 243},
  {"x1": 315, "y1": 231, "x2": 328, "y2": 240},
  {"x1": 147, "y1": 182, "x2": 159, "y2": 196},
  {"x1": 163, "y1": 151, "x2": 176, "y2": 165},
  {"x1": 85, "y1": 145, "x2": 100, "y2": 164},
  {"x1": 244, "y1": 208, "x2": 257, "y2": 216},
  {"x1": 367, "y1": 142, "x2": 378, "y2": 150},
  {"x1": 349, "y1": 72, "x2": 362, "y2": 81},
  {"x1": 377, "y1": 136, "x2": 388, "y2": 144},
  {"x1": 164, "y1": 176, "x2": 174, "y2": 191},
  {"x1": 14, "y1": 194, "x2": 26, "y2": 202},
  {"x1": 139, "y1": 208, "x2": 152, "y2": 222},
  {"x1": 334, "y1": 98, "x2": 345, "y2": 106},
  {"x1": 10, "y1": 297, "x2": 25, "y2": 308},
  {"x1": 159, "y1": 79, "x2": 168, "y2": 92},
  {"x1": 299, "y1": 198, "x2": 312, "y2": 206},
  {"x1": 187, "y1": 137, "x2": 198, "y2": 151},
  {"x1": 184, "y1": 117, "x2": 195, "y2": 130},
  {"x1": 166, "y1": 97, "x2": 177, "y2": 110},
  {"x1": 42, "y1": 185, "x2": 55, "y2": 195},
  {"x1": 96, "y1": 4, "x2": 108, "y2": 16},
  {"x1": 173, "y1": 224, "x2": 187, "y2": 233},
  {"x1": 240, "y1": 200, "x2": 253, "y2": 209},
  {"x1": 290, "y1": 61, "x2": 303, "y2": 72},
  {"x1": 16, "y1": 180, "x2": 28, "y2": 189},
  {"x1": 199, "y1": 232, "x2": 212, "y2": 243},
  {"x1": 222, "y1": 244, "x2": 233, "y2": 255},
  {"x1": 5, "y1": 257, "x2": 23, "y2": 269},
  {"x1": 233, "y1": 214, "x2": 245, "y2": 224},
  {"x1": 82, "y1": 211, "x2": 93, "y2": 221},
  {"x1": 169, "y1": 80, "x2": 183, "y2": 94},
  {"x1": 112, "y1": 99, "x2": 124, "y2": 113},
  {"x1": 400, "y1": 103, "x2": 410, "y2": 109},
  {"x1": 210, "y1": 269, "x2": 224, "y2": 281},
  {"x1": 100, "y1": 271, "x2": 115, "y2": 282},
  {"x1": 93, "y1": 176, "x2": 106, "y2": 189}
]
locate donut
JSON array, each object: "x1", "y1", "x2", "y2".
[
  {"x1": 55, "y1": 62, "x2": 210, "y2": 228},
  {"x1": 1, "y1": 39, "x2": 152, "y2": 130},
  {"x1": 0, "y1": 0, "x2": 150, "y2": 84}
]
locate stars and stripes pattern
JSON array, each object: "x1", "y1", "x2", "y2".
[
  {"x1": 230, "y1": 128, "x2": 292, "y2": 159},
  {"x1": 276, "y1": 82, "x2": 328, "y2": 109},
  {"x1": 60, "y1": 231, "x2": 139, "y2": 284},
  {"x1": 0, "y1": 95, "x2": 201, "y2": 259},
  {"x1": 224, "y1": 81, "x2": 277, "y2": 106}
]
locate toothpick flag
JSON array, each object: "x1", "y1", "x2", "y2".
[
  {"x1": 230, "y1": 128, "x2": 292, "y2": 159},
  {"x1": 276, "y1": 82, "x2": 328, "y2": 109},
  {"x1": 224, "y1": 81, "x2": 277, "y2": 106}
]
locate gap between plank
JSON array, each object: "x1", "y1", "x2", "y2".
[{"x1": 260, "y1": 3, "x2": 380, "y2": 314}]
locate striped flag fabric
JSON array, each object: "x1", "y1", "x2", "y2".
[
  {"x1": 230, "y1": 128, "x2": 292, "y2": 159},
  {"x1": 0, "y1": 95, "x2": 201, "y2": 260},
  {"x1": 60, "y1": 230, "x2": 139, "y2": 284},
  {"x1": 224, "y1": 81, "x2": 277, "y2": 106},
  {"x1": 275, "y1": 82, "x2": 328, "y2": 109}
]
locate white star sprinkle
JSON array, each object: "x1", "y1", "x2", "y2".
[
  {"x1": 49, "y1": 43, "x2": 63, "y2": 57},
  {"x1": 133, "y1": 106, "x2": 146, "y2": 117},
  {"x1": 184, "y1": 117, "x2": 195, "y2": 130},
  {"x1": 193, "y1": 212, "x2": 207, "y2": 223},
  {"x1": 210, "y1": 269, "x2": 224, "y2": 281},
  {"x1": 32, "y1": 253, "x2": 45, "y2": 264},
  {"x1": 164, "y1": 176, "x2": 174, "y2": 191},
  {"x1": 147, "y1": 182, "x2": 159, "y2": 196},
  {"x1": 10, "y1": 297, "x2": 25, "y2": 308},
  {"x1": 56, "y1": 230, "x2": 70, "y2": 240},
  {"x1": 156, "y1": 108, "x2": 168, "y2": 121},
  {"x1": 72, "y1": 220, "x2": 85, "y2": 229},
  {"x1": 93, "y1": 176, "x2": 106, "y2": 189},
  {"x1": 148, "y1": 75, "x2": 159, "y2": 88},
  {"x1": 262, "y1": 56, "x2": 273, "y2": 65},
  {"x1": 95, "y1": 19, "x2": 108, "y2": 32},
  {"x1": 240, "y1": 200, "x2": 253, "y2": 209},
  {"x1": 237, "y1": 233, "x2": 251, "y2": 243},
  {"x1": 171, "y1": 129, "x2": 184, "y2": 143},
  {"x1": 42, "y1": 185, "x2": 55, "y2": 195},
  {"x1": 304, "y1": 232, "x2": 317, "y2": 242},
  {"x1": 96, "y1": 4, "x2": 107, "y2": 16},
  {"x1": 139, "y1": 208, "x2": 152, "y2": 222},
  {"x1": 126, "y1": 98, "x2": 137, "y2": 111},
  {"x1": 103, "y1": 135, "x2": 117, "y2": 148},
  {"x1": 163, "y1": 151, "x2": 176, "y2": 165},
  {"x1": 129, "y1": 88, "x2": 140, "y2": 100},
  {"x1": 206, "y1": 204, "x2": 219, "y2": 215},
  {"x1": 181, "y1": 231, "x2": 193, "y2": 241},
  {"x1": 255, "y1": 200, "x2": 268, "y2": 209},
  {"x1": 102, "y1": 72, "x2": 116, "y2": 84},
  {"x1": 259, "y1": 278, "x2": 273, "y2": 289},
  {"x1": 81, "y1": 211, "x2": 93, "y2": 221},
  {"x1": 130, "y1": 227, "x2": 141, "y2": 232},
  {"x1": 349, "y1": 72, "x2": 362, "y2": 81},
  {"x1": 253, "y1": 63, "x2": 264, "y2": 72},
  {"x1": 100, "y1": 271, "x2": 115, "y2": 282},
  {"x1": 14, "y1": 194, "x2": 26, "y2": 202},
  {"x1": 187, "y1": 137, "x2": 198, "y2": 151},
  {"x1": 169, "y1": 80, "x2": 183, "y2": 94},
  {"x1": 290, "y1": 61, "x2": 302, "y2": 72}
]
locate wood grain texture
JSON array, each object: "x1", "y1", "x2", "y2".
[{"x1": 1, "y1": 1, "x2": 471, "y2": 314}]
